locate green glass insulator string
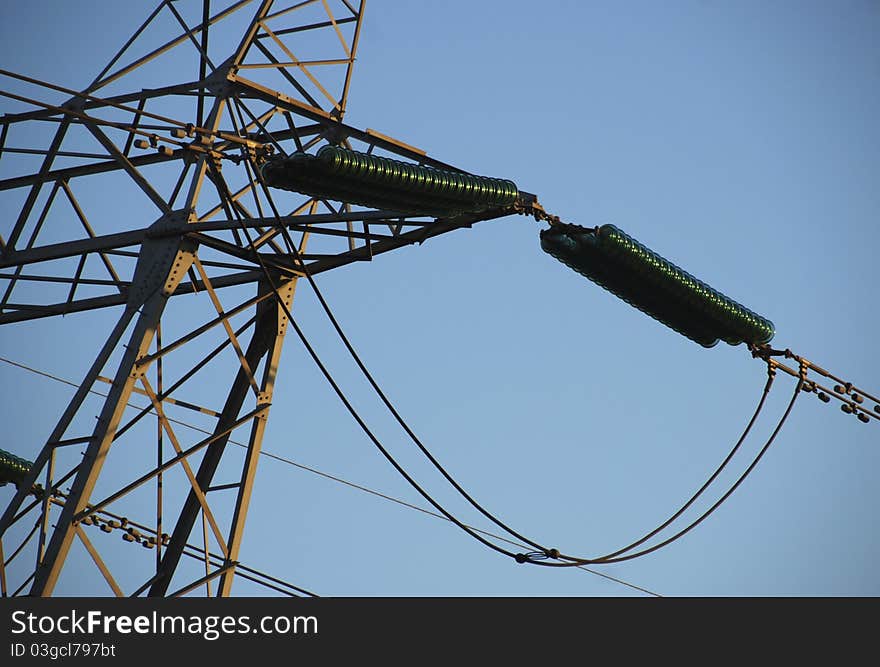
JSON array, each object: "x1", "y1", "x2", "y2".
[{"x1": 541, "y1": 223, "x2": 775, "y2": 348}]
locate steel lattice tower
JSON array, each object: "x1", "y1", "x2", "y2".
[{"x1": 0, "y1": 0, "x2": 544, "y2": 597}]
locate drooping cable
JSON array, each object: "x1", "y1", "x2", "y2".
[
  {"x1": 558, "y1": 366, "x2": 777, "y2": 564},
  {"x1": 534, "y1": 365, "x2": 804, "y2": 567},
  {"x1": 204, "y1": 154, "x2": 523, "y2": 561},
  {"x1": 216, "y1": 111, "x2": 805, "y2": 569},
  {"x1": 238, "y1": 129, "x2": 552, "y2": 554},
  {"x1": 238, "y1": 132, "x2": 797, "y2": 567}
]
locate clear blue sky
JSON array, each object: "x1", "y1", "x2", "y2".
[{"x1": 0, "y1": 0, "x2": 878, "y2": 596}]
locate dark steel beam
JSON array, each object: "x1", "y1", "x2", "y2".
[
  {"x1": 253, "y1": 16, "x2": 357, "y2": 39},
  {"x1": 0, "y1": 151, "x2": 179, "y2": 192},
  {"x1": 148, "y1": 278, "x2": 283, "y2": 596},
  {"x1": 0, "y1": 294, "x2": 128, "y2": 324},
  {"x1": 303, "y1": 207, "x2": 520, "y2": 276},
  {"x1": 1, "y1": 81, "x2": 202, "y2": 126},
  {"x1": 0, "y1": 230, "x2": 146, "y2": 269}
]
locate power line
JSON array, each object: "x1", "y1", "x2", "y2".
[
  {"x1": 6, "y1": 157, "x2": 797, "y2": 581},
  {"x1": 205, "y1": 153, "x2": 526, "y2": 562},
  {"x1": 253, "y1": 447, "x2": 661, "y2": 596},
  {"x1": 244, "y1": 145, "x2": 552, "y2": 556},
  {"x1": 242, "y1": 151, "x2": 803, "y2": 570},
  {"x1": 571, "y1": 368, "x2": 777, "y2": 563},
  {"x1": 540, "y1": 366, "x2": 804, "y2": 566},
  {"x1": 0, "y1": 354, "x2": 661, "y2": 596},
  {"x1": 0, "y1": 102, "x2": 744, "y2": 588},
  {"x1": 48, "y1": 488, "x2": 317, "y2": 597}
]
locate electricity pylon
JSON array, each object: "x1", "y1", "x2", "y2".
[{"x1": 0, "y1": 0, "x2": 542, "y2": 597}]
